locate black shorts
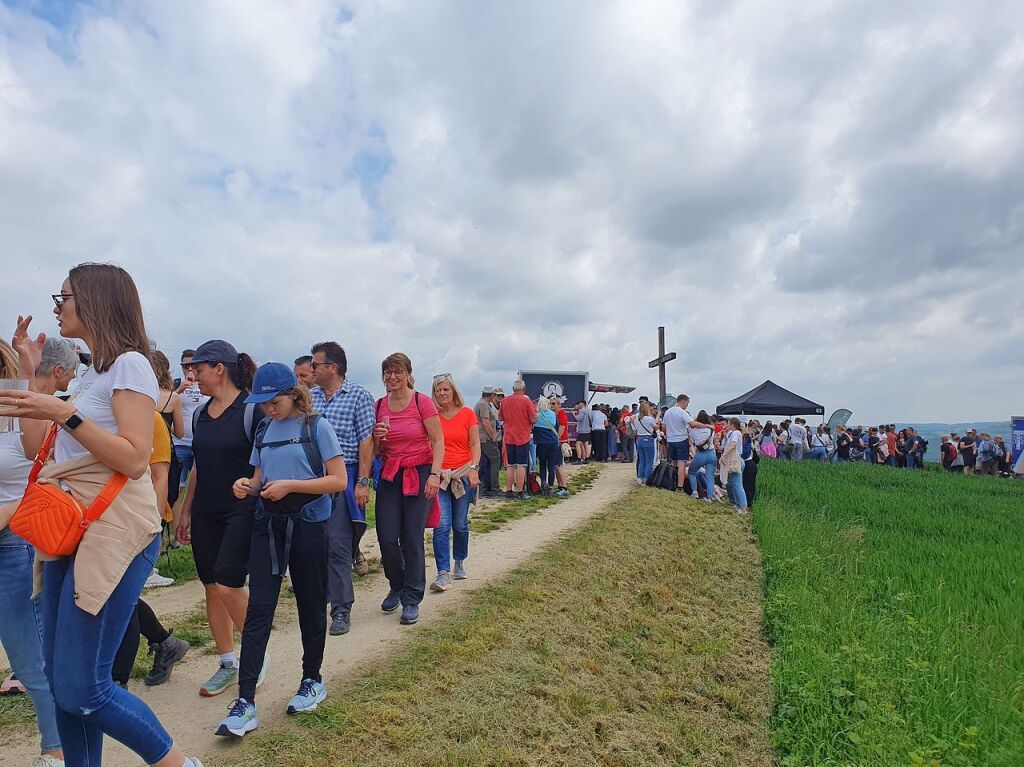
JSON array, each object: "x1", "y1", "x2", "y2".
[
  {"x1": 506, "y1": 442, "x2": 531, "y2": 467},
  {"x1": 191, "y1": 510, "x2": 253, "y2": 588},
  {"x1": 576, "y1": 433, "x2": 591, "y2": 444}
]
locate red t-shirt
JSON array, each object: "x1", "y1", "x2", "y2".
[
  {"x1": 439, "y1": 406, "x2": 478, "y2": 469},
  {"x1": 378, "y1": 392, "x2": 438, "y2": 462},
  {"x1": 498, "y1": 393, "x2": 537, "y2": 446},
  {"x1": 556, "y1": 409, "x2": 569, "y2": 443},
  {"x1": 887, "y1": 432, "x2": 897, "y2": 454}
]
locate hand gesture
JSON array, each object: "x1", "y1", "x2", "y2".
[
  {"x1": 260, "y1": 480, "x2": 291, "y2": 501},
  {"x1": 12, "y1": 316, "x2": 45, "y2": 378}
]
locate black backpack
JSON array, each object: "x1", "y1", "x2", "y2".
[{"x1": 646, "y1": 460, "x2": 678, "y2": 492}]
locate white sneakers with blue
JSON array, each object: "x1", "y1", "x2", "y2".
[
  {"x1": 215, "y1": 698, "x2": 259, "y2": 738},
  {"x1": 288, "y1": 678, "x2": 328, "y2": 714}
]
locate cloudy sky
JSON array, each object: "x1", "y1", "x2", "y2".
[{"x1": 3, "y1": 0, "x2": 1022, "y2": 423}]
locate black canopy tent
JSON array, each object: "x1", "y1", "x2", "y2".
[{"x1": 716, "y1": 380, "x2": 824, "y2": 417}]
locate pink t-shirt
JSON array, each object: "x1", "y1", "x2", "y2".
[{"x1": 379, "y1": 392, "x2": 438, "y2": 463}]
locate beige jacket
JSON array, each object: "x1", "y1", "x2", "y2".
[
  {"x1": 21, "y1": 454, "x2": 160, "y2": 616},
  {"x1": 439, "y1": 462, "x2": 478, "y2": 506}
]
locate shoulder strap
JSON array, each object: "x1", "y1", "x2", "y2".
[
  {"x1": 160, "y1": 391, "x2": 173, "y2": 412},
  {"x1": 301, "y1": 413, "x2": 325, "y2": 477},
  {"x1": 243, "y1": 403, "x2": 257, "y2": 443},
  {"x1": 27, "y1": 424, "x2": 59, "y2": 484},
  {"x1": 192, "y1": 401, "x2": 206, "y2": 436},
  {"x1": 254, "y1": 417, "x2": 272, "y2": 451}
]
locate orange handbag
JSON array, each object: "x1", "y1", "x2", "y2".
[{"x1": 10, "y1": 425, "x2": 128, "y2": 557}]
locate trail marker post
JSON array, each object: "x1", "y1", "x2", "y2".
[{"x1": 648, "y1": 326, "x2": 677, "y2": 404}]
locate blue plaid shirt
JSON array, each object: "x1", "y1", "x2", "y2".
[{"x1": 310, "y1": 380, "x2": 376, "y2": 466}]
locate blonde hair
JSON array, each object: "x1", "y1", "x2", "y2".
[
  {"x1": 381, "y1": 352, "x2": 415, "y2": 389},
  {"x1": 0, "y1": 339, "x2": 18, "y2": 378},
  {"x1": 638, "y1": 401, "x2": 651, "y2": 418},
  {"x1": 536, "y1": 395, "x2": 551, "y2": 412},
  {"x1": 431, "y1": 375, "x2": 465, "y2": 409},
  {"x1": 288, "y1": 385, "x2": 313, "y2": 414}
]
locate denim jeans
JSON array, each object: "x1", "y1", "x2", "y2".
[
  {"x1": 791, "y1": 445, "x2": 805, "y2": 462},
  {"x1": 528, "y1": 439, "x2": 537, "y2": 472},
  {"x1": 433, "y1": 479, "x2": 472, "y2": 573},
  {"x1": 0, "y1": 530, "x2": 61, "y2": 753},
  {"x1": 688, "y1": 449, "x2": 717, "y2": 497},
  {"x1": 636, "y1": 437, "x2": 656, "y2": 481},
  {"x1": 809, "y1": 446, "x2": 826, "y2": 462},
  {"x1": 725, "y1": 470, "x2": 747, "y2": 508},
  {"x1": 536, "y1": 443, "x2": 559, "y2": 488},
  {"x1": 173, "y1": 444, "x2": 194, "y2": 485},
  {"x1": 41, "y1": 534, "x2": 174, "y2": 766}
]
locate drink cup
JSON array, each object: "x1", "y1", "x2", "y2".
[{"x1": 0, "y1": 379, "x2": 29, "y2": 435}]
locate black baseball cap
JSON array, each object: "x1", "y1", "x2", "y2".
[{"x1": 191, "y1": 339, "x2": 238, "y2": 366}]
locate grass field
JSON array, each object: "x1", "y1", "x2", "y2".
[
  {"x1": 755, "y1": 460, "x2": 1024, "y2": 765},
  {"x1": 226, "y1": 487, "x2": 772, "y2": 767}
]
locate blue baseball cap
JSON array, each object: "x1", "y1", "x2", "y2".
[
  {"x1": 246, "y1": 362, "x2": 297, "y2": 404},
  {"x1": 191, "y1": 339, "x2": 239, "y2": 366}
]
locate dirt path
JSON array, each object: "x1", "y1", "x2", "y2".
[{"x1": 5, "y1": 462, "x2": 636, "y2": 766}]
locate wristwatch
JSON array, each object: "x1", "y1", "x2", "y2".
[
  {"x1": 469, "y1": 464, "x2": 479, "y2": 470},
  {"x1": 429, "y1": 472, "x2": 441, "y2": 479},
  {"x1": 357, "y1": 477, "x2": 371, "y2": 487},
  {"x1": 62, "y1": 410, "x2": 85, "y2": 432}
]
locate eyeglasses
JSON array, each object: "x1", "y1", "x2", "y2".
[
  {"x1": 52, "y1": 293, "x2": 74, "y2": 308},
  {"x1": 383, "y1": 369, "x2": 405, "y2": 379},
  {"x1": 432, "y1": 373, "x2": 453, "y2": 383}
]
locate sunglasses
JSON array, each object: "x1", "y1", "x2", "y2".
[
  {"x1": 52, "y1": 293, "x2": 74, "y2": 308},
  {"x1": 432, "y1": 373, "x2": 453, "y2": 383},
  {"x1": 310, "y1": 361, "x2": 336, "y2": 370}
]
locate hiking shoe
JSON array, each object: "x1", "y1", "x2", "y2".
[
  {"x1": 257, "y1": 654, "x2": 270, "y2": 689},
  {"x1": 430, "y1": 572, "x2": 451, "y2": 592},
  {"x1": 329, "y1": 613, "x2": 351, "y2": 636},
  {"x1": 1, "y1": 672, "x2": 25, "y2": 694},
  {"x1": 287, "y1": 678, "x2": 327, "y2": 714},
  {"x1": 144, "y1": 569, "x2": 174, "y2": 588},
  {"x1": 145, "y1": 635, "x2": 190, "y2": 686},
  {"x1": 556, "y1": 487, "x2": 569, "y2": 497},
  {"x1": 504, "y1": 491, "x2": 515, "y2": 500},
  {"x1": 381, "y1": 590, "x2": 401, "y2": 612},
  {"x1": 353, "y1": 550, "x2": 369, "y2": 577},
  {"x1": 200, "y1": 662, "x2": 238, "y2": 697},
  {"x1": 519, "y1": 492, "x2": 533, "y2": 501},
  {"x1": 400, "y1": 604, "x2": 419, "y2": 625},
  {"x1": 29, "y1": 755, "x2": 64, "y2": 767},
  {"x1": 453, "y1": 561, "x2": 467, "y2": 580},
  {"x1": 215, "y1": 698, "x2": 258, "y2": 738}
]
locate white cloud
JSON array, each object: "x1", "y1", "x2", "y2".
[{"x1": 2, "y1": 0, "x2": 1022, "y2": 423}]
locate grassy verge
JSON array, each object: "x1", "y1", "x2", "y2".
[
  {"x1": 755, "y1": 459, "x2": 1024, "y2": 765},
  {"x1": 468, "y1": 465, "x2": 601, "y2": 534},
  {"x1": 226, "y1": 486, "x2": 772, "y2": 767}
]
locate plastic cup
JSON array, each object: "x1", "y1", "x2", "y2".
[{"x1": 0, "y1": 379, "x2": 29, "y2": 435}]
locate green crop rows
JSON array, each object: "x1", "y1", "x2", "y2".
[{"x1": 755, "y1": 460, "x2": 1024, "y2": 766}]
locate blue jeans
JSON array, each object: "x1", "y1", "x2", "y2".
[
  {"x1": 0, "y1": 530, "x2": 61, "y2": 753},
  {"x1": 636, "y1": 437, "x2": 656, "y2": 481},
  {"x1": 725, "y1": 471, "x2": 747, "y2": 508},
  {"x1": 791, "y1": 445, "x2": 805, "y2": 462},
  {"x1": 42, "y1": 534, "x2": 174, "y2": 766},
  {"x1": 688, "y1": 449, "x2": 717, "y2": 497},
  {"x1": 809, "y1": 446, "x2": 826, "y2": 462},
  {"x1": 173, "y1": 444, "x2": 194, "y2": 485},
  {"x1": 433, "y1": 479, "x2": 472, "y2": 573},
  {"x1": 528, "y1": 439, "x2": 537, "y2": 472}
]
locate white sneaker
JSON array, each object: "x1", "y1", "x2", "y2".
[
  {"x1": 29, "y1": 756, "x2": 64, "y2": 767},
  {"x1": 144, "y1": 569, "x2": 174, "y2": 588}
]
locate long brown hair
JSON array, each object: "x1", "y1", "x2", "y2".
[
  {"x1": 151, "y1": 350, "x2": 173, "y2": 390},
  {"x1": 68, "y1": 263, "x2": 150, "y2": 373},
  {"x1": 0, "y1": 339, "x2": 18, "y2": 378}
]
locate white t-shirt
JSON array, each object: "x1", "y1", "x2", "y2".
[
  {"x1": 590, "y1": 410, "x2": 608, "y2": 430},
  {"x1": 633, "y1": 415, "x2": 656, "y2": 438},
  {"x1": 789, "y1": 423, "x2": 808, "y2": 448},
  {"x1": 55, "y1": 351, "x2": 159, "y2": 464},
  {"x1": 176, "y1": 383, "x2": 210, "y2": 447},
  {"x1": 725, "y1": 430, "x2": 743, "y2": 455},
  {"x1": 0, "y1": 432, "x2": 32, "y2": 506},
  {"x1": 689, "y1": 425, "x2": 713, "y2": 449},
  {"x1": 663, "y1": 406, "x2": 692, "y2": 442}
]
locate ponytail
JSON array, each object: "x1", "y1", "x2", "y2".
[{"x1": 227, "y1": 352, "x2": 256, "y2": 392}]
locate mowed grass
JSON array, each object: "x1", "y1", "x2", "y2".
[
  {"x1": 755, "y1": 460, "x2": 1024, "y2": 765},
  {"x1": 227, "y1": 487, "x2": 773, "y2": 767}
]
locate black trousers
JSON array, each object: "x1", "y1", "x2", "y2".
[
  {"x1": 537, "y1": 443, "x2": 559, "y2": 488},
  {"x1": 239, "y1": 515, "x2": 328, "y2": 702},
  {"x1": 112, "y1": 599, "x2": 171, "y2": 685},
  {"x1": 743, "y1": 458, "x2": 759, "y2": 510},
  {"x1": 479, "y1": 441, "x2": 501, "y2": 492},
  {"x1": 375, "y1": 465, "x2": 431, "y2": 607},
  {"x1": 592, "y1": 428, "x2": 608, "y2": 461}
]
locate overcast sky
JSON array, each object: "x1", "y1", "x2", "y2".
[{"x1": 3, "y1": 0, "x2": 1022, "y2": 424}]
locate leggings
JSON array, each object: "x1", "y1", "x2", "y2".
[
  {"x1": 112, "y1": 599, "x2": 172, "y2": 686},
  {"x1": 536, "y1": 442, "x2": 559, "y2": 488}
]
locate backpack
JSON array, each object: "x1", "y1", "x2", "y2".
[
  {"x1": 254, "y1": 413, "x2": 325, "y2": 478},
  {"x1": 528, "y1": 471, "x2": 542, "y2": 494},
  {"x1": 646, "y1": 460, "x2": 678, "y2": 492},
  {"x1": 193, "y1": 400, "x2": 259, "y2": 445}
]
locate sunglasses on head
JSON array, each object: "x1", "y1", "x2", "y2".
[{"x1": 432, "y1": 373, "x2": 453, "y2": 383}]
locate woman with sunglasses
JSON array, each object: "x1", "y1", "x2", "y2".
[
  {"x1": 1, "y1": 265, "x2": 203, "y2": 766},
  {"x1": 430, "y1": 373, "x2": 479, "y2": 592},
  {"x1": 373, "y1": 354, "x2": 444, "y2": 625}
]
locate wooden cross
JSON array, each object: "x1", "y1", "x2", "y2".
[{"x1": 648, "y1": 326, "x2": 676, "y2": 404}]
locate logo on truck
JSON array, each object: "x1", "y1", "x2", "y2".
[{"x1": 542, "y1": 380, "x2": 564, "y2": 399}]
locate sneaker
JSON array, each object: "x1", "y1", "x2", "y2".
[
  {"x1": 215, "y1": 698, "x2": 258, "y2": 738},
  {"x1": 329, "y1": 613, "x2": 351, "y2": 636},
  {"x1": 257, "y1": 654, "x2": 270, "y2": 688},
  {"x1": 400, "y1": 604, "x2": 419, "y2": 625},
  {"x1": 691, "y1": 491, "x2": 700, "y2": 499},
  {"x1": 430, "y1": 572, "x2": 451, "y2": 592},
  {"x1": 168, "y1": 539, "x2": 182, "y2": 550},
  {"x1": 353, "y1": 550, "x2": 369, "y2": 577},
  {"x1": 199, "y1": 662, "x2": 238, "y2": 697},
  {"x1": 145, "y1": 635, "x2": 190, "y2": 686},
  {"x1": 29, "y1": 756, "x2": 64, "y2": 767},
  {"x1": 287, "y1": 678, "x2": 327, "y2": 714},
  {"x1": 144, "y1": 569, "x2": 174, "y2": 588},
  {"x1": 1, "y1": 671, "x2": 26, "y2": 694},
  {"x1": 519, "y1": 492, "x2": 533, "y2": 501},
  {"x1": 504, "y1": 491, "x2": 515, "y2": 500},
  {"x1": 381, "y1": 590, "x2": 401, "y2": 612},
  {"x1": 452, "y1": 561, "x2": 467, "y2": 580},
  {"x1": 556, "y1": 487, "x2": 570, "y2": 497}
]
